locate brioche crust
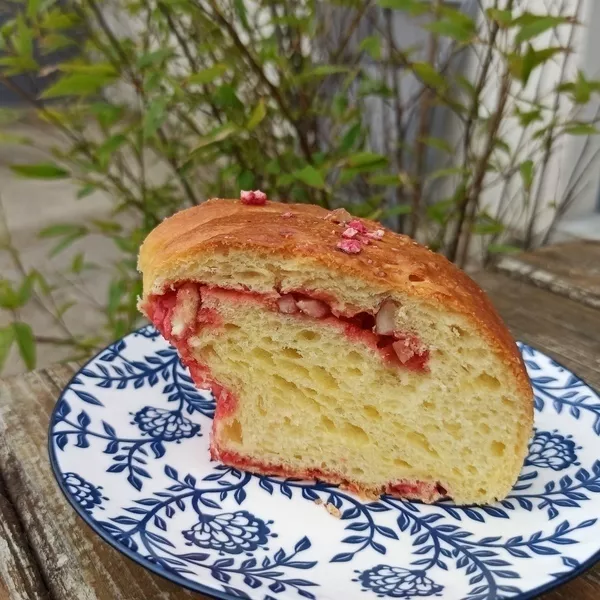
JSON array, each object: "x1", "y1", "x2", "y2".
[{"x1": 138, "y1": 198, "x2": 533, "y2": 413}]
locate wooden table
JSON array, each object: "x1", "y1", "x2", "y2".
[{"x1": 1, "y1": 261, "x2": 600, "y2": 599}]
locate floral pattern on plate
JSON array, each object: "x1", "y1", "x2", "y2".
[{"x1": 49, "y1": 326, "x2": 600, "y2": 600}]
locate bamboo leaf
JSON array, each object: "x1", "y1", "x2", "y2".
[
  {"x1": 486, "y1": 8, "x2": 514, "y2": 28},
  {"x1": 12, "y1": 322, "x2": 36, "y2": 370},
  {"x1": 143, "y1": 98, "x2": 168, "y2": 138},
  {"x1": 189, "y1": 123, "x2": 238, "y2": 154},
  {"x1": 428, "y1": 166, "x2": 467, "y2": 181},
  {"x1": 10, "y1": 163, "x2": 70, "y2": 179},
  {"x1": 137, "y1": 49, "x2": 174, "y2": 69},
  {"x1": 0, "y1": 326, "x2": 14, "y2": 373}
]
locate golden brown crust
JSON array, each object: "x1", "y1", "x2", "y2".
[{"x1": 138, "y1": 198, "x2": 533, "y2": 419}]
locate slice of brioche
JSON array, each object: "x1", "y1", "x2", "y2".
[{"x1": 138, "y1": 197, "x2": 533, "y2": 504}]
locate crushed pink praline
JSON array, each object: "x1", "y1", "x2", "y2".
[
  {"x1": 240, "y1": 190, "x2": 267, "y2": 205},
  {"x1": 337, "y1": 239, "x2": 362, "y2": 254}
]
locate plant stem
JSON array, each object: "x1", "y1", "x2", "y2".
[
  {"x1": 524, "y1": 0, "x2": 582, "y2": 249},
  {"x1": 409, "y1": 0, "x2": 441, "y2": 237}
]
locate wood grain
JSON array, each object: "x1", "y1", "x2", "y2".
[
  {"x1": 0, "y1": 366, "x2": 205, "y2": 600},
  {"x1": 0, "y1": 271, "x2": 598, "y2": 600},
  {"x1": 495, "y1": 241, "x2": 600, "y2": 309}
]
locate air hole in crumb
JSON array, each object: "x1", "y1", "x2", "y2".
[
  {"x1": 422, "y1": 400, "x2": 434, "y2": 410},
  {"x1": 467, "y1": 465, "x2": 477, "y2": 475},
  {"x1": 222, "y1": 419, "x2": 243, "y2": 444},
  {"x1": 491, "y1": 441, "x2": 506, "y2": 456},
  {"x1": 223, "y1": 323, "x2": 241, "y2": 332},
  {"x1": 476, "y1": 373, "x2": 501, "y2": 390},
  {"x1": 299, "y1": 330, "x2": 320, "y2": 342},
  {"x1": 451, "y1": 326, "x2": 467, "y2": 338},
  {"x1": 294, "y1": 454, "x2": 303, "y2": 460},
  {"x1": 363, "y1": 405, "x2": 381, "y2": 419},
  {"x1": 352, "y1": 467, "x2": 365, "y2": 475},
  {"x1": 348, "y1": 367, "x2": 362, "y2": 377},
  {"x1": 342, "y1": 422, "x2": 369, "y2": 444},
  {"x1": 480, "y1": 423, "x2": 491, "y2": 434},
  {"x1": 478, "y1": 488, "x2": 487, "y2": 496},
  {"x1": 282, "y1": 347, "x2": 302, "y2": 359},
  {"x1": 409, "y1": 273, "x2": 425, "y2": 282},
  {"x1": 394, "y1": 458, "x2": 411, "y2": 468},
  {"x1": 321, "y1": 415, "x2": 336, "y2": 432}
]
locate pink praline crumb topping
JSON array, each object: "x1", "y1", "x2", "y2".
[
  {"x1": 347, "y1": 219, "x2": 368, "y2": 234},
  {"x1": 337, "y1": 239, "x2": 362, "y2": 254},
  {"x1": 342, "y1": 227, "x2": 358, "y2": 239},
  {"x1": 281, "y1": 211, "x2": 293, "y2": 218},
  {"x1": 240, "y1": 190, "x2": 267, "y2": 205}
]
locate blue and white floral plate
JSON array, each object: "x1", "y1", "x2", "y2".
[{"x1": 49, "y1": 326, "x2": 600, "y2": 600}]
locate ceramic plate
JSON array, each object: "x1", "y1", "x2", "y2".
[{"x1": 49, "y1": 326, "x2": 600, "y2": 600}]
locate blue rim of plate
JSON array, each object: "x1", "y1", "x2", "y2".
[{"x1": 47, "y1": 326, "x2": 600, "y2": 600}]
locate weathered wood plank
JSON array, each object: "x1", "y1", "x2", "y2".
[
  {"x1": 0, "y1": 472, "x2": 51, "y2": 600},
  {"x1": 0, "y1": 366, "x2": 204, "y2": 600},
  {"x1": 474, "y1": 272, "x2": 600, "y2": 390},
  {"x1": 495, "y1": 241, "x2": 600, "y2": 309},
  {"x1": 0, "y1": 273, "x2": 599, "y2": 600}
]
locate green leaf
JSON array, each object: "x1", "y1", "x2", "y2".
[
  {"x1": 41, "y1": 72, "x2": 115, "y2": 99},
  {"x1": 187, "y1": 64, "x2": 227, "y2": 85},
  {"x1": 71, "y1": 252, "x2": 84, "y2": 274},
  {"x1": 359, "y1": 35, "x2": 382, "y2": 59},
  {"x1": 213, "y1": 85, "x2": 243, "y2": 111},
  {"x1": 518, "y1": 45, "x2": 564, "y2": 85},
  {"x1": 76, "y1": 184, "x2": 96, "y2": 199},
  {"x1": 189, "y1": 123, "x2": 238, "y2": 154},
  {"x1": 339, "y1": 123, "x2": 362, "y2": 153},
  {"x1": 92, "y1": 219, "x2": 121, "y2": 233},
  {"x1": 143, "y1": 98, "x2": 168, "y2": 138},
  {"x1": 0, "y1": 326, "x2": 14, "y2": 373},
  {"x1": 10, "y1": 163, "x2": 69, "y2": 179},
  {"x1": 377, "y1": 0, "x2": 429, "y2": 16},
  {"x1": 472, "y1": 218, "x2": 504, "y2": 235},
  {"x1": 295, "y1": 65, "x2": 351, "y2": 81},
  {"x1": 368, "y1": 174, "x2": 401, "y2": 186},
  {"x1": 0, "y1": 280, "x2": 21, "y2": 310},
  {"x1": 12, "y1": 322, "x2": 36, "y2": 370},
  {"x1": 59, "y1": 62, "x2": 117, "y2": 76},
  {"x1": 293, "y1": 165, "x2": 326, "y2": 189},
  {"x1": 514, "y1": 106, "x2": 543, "y2": 127},
  {"x1": 49, "y1": 232, "x2": 86, "y2": 257},
  {"x1": 487, "y1": 243, "x2": 521, "y2": 254},
  {"x1": 486, "y1": 8, "x2": 514, "y2": 28},
  {"x1": 412, "y1": 62, "x2": 447, "y2": 90},
  {"x1": 98, "y1": 133, "x2": 127, "y2": 161},
  {"x1": 346, "y1": 152, "x2": 388, "y2": 168},
  {"x1": 137, "y1": 48, "x2": 174, "y2": 69},
  {"x1": 14, "y1": 14, "x2": 34, "y2": 60},
  {"x1": 428, "y1": 166, "x2": 467, "y2": 181},
  {"x1": 519, "y1": 160, "x2": 534, "y2": 190},
  {"x1": 424, "y1": 20, "x2": 475, "y2": 43},
  {"x1": 17, "y1": 274, "x2": 33, "y2": 306},
  {"x1": 237, "y1": 170, "x2": 255, "y2": 190},
  {"x1": 246, "y1": 99, "x2": 267, "y2": 130},
  {"x1": 420, "y1": 136, "x2": 453, "y2": 153},
  {"x1": 39, "y1": 223, "x2": 86, "y2": 238},
  {"x1": 515, "y1": 15, "x2": 572, "y2": 44},
  {"x1": 563, "y1": 123, "x2": 599, "y2": 136}
]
